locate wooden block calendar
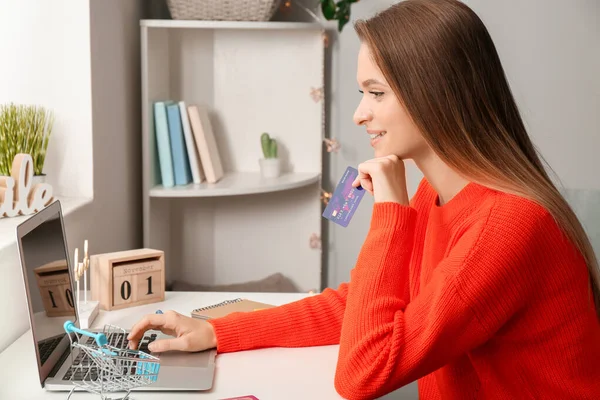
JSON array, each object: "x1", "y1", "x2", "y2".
[{"x1": 90, "y1": 248, "x2": 165, "y2": 311}]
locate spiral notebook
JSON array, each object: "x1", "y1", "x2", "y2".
[{"x1": 191, "y1": 298, "x2": 276, "y2": 320}]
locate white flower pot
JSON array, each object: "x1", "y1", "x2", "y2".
[
  {"x1": 32, "y1": 174, "x2": 46, "y2": 185},
  {"x1": 259, "y1": 158, "x2": 281, "y2": 179}
]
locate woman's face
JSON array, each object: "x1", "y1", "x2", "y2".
[{"x1": 353, "y1": 43, "x2": 428, "y2": 159}]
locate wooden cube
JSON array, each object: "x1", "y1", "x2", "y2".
[
  {"x1": 34, "y1": 260, "x2": 76, "y2": 317},
  {"x1": 90, "y1": 248, "x2": 165, "y2": 311}
]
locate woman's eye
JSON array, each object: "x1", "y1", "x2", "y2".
[{"x1": 358, "y1": 90, "x2": 384, "y2": 98}]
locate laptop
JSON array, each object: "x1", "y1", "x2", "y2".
[{"x1": 16, "y1": 200, "x2": 217, "y2": 392}]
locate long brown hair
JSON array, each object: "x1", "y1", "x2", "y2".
[{"x1": 355, "y1": 0, "x2": 600, "y2": 318}]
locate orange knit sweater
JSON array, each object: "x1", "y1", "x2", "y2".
[{"x1": 209, "y1": 179, "x2": 600, "y2": 399}]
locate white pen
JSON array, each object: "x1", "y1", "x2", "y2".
[
  {"x1": 84, "y1": 240, "x2": 88, "y2": 304},
  {"x1": 74, "y1": 247, "x2": 80, "y2": 306}
]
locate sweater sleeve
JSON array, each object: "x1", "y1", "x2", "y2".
[
  {"x1": 334, "y1": 202, "x2": 545, "y2": 400},
  {"x1": 208, "y1": 282, "x2": 348, "y2": 353}
]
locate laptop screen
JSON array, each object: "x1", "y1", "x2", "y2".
[{"x1": 19, "y1": 205, "x2": 77, "y2": 374}]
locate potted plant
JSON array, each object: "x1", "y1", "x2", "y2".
[
  {"x1": 0, "y1": 103, "x2": 54, "y2": 184},
  {"x1": 259, "y1": 132, "x2": 281, "y2": 178},
  {"x1": 320, "y1": 0, "x2": 359, "y2": 32}
]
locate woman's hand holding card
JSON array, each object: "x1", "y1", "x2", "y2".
[{"x1": 352, "y1": 155, "x2": 409, "y2": 205}]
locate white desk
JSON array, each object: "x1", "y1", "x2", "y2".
[{"x1": 0, "y1": 291, "x2": 343, "y2": 400}]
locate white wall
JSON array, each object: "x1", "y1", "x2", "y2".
[
  {"x1": 0, "y1": 0, "x2": 144, "y2": 352},
  {"x1": 0, "y1": 0, "x2": 93, "y2": 198},
  {"x1": 467, "y1": 0, "x2": 600, "y2": 190}
]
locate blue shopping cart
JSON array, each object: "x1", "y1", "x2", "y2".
[{"x1": 63, "y1": 321, "x2": 160, "y2": 400}]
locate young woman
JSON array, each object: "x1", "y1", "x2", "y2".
[{"x1": 128, "y1": 1, "x2": 600, "y2": 398}]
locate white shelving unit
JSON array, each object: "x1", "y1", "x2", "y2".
[{"x1": 141, "y1": 20, "x2": 325, "y2": 292}]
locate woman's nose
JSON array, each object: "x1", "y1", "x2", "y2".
[{"x1": 353, "y1": 105, "x2": 372, "y2": 126}]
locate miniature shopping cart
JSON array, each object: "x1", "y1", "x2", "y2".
[{"x1": 63, "y1": 321, "x2": 160, "y2": 400}]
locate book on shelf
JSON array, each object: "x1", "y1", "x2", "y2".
[
  {"x1": 166, "y1": 103, "x2": 192, "y2": 186},
  {"x1": 153, "y1": 101, "x2": 175, "y2": 188},
  {"x1": 187, "y1": 104, "x2": 224, "y2": 184},
  {"x1": 153, "y1": 101, "x2": 224, "y2": 187},
  {"x1": 178, "y1": 101, "x2": 206, "y2": 184}
]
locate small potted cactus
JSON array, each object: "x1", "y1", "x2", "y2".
[{"x1": 259, "y1": 132, "x2": 281, "y2": 178}]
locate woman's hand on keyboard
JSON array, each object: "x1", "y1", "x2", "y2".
[{"x1": 127, "y1": 310, "x2": 217, "y2": 353}]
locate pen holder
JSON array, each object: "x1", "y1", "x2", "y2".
[{"x1": 78, "y1": 299, "x2": 100, "y2": 329}]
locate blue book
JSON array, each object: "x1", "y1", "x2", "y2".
[
  {"x1": 153, "y1": 102, "x2": 175, "y2": 188},
  {"x1": 166, "y1": 103, "x2": 192, "y2": 186}
]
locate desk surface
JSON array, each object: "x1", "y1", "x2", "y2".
[{"x1": 0, "y1": 291, "x2": 343, "y2": 400}]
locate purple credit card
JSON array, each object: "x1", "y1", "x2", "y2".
[{"x1": 322, "y1": 166, "x2": 365, "y2": 227}]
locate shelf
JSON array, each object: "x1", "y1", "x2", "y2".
[
  {"x1": 0, "y1": 196, "x2": 92, "y2": 251},
  {"x1": 140, "y1": 19, "x2": 323, "y2": 30},
  {"x1": 149, "y1": 171, "x2": 320, "y2": 198},
  {"x1": 141, "y1": 23, "x2": 325, "y2": 291}
]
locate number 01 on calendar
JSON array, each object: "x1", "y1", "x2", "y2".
[{"x1": 90, "y1": 248, "x2": 165, "y2": 311}]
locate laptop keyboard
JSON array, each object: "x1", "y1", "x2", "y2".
[{"x1": 62, "y1": 332, "x2": 157, "y2": 381}]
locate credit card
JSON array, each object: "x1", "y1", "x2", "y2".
[
  {"x1": 322, "y1": 166, "x2": 365, "y2": 227},
  {"x1": 220, "y1": 396, "x2": 259, "y2": 400}
]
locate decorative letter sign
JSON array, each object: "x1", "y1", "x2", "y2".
[{"x1": 0, "y1": 153, "x2": 53, "y2": 218}]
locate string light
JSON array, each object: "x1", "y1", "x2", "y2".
[
  {"x1": 280, "y1": 0, "x2": 323, "y2": 21},
  {"x1": 321, "y1": 189, "x2": 332, "y2": 205},
  {"x1": 309, "y1": 233, "x2": 322, "y2": 249},
  {"x1": 310, "y1": 87, "x2": 324, "y2": 102},
  {"x1": 279, "y1": 0, "x2": 292, "y2": 13},
  {"x1": 274, "y1": 3, "x2": 341, "y2": 247},
  {"x1": 323, "y1": 138, "x2": 340, "y2": 153}
]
